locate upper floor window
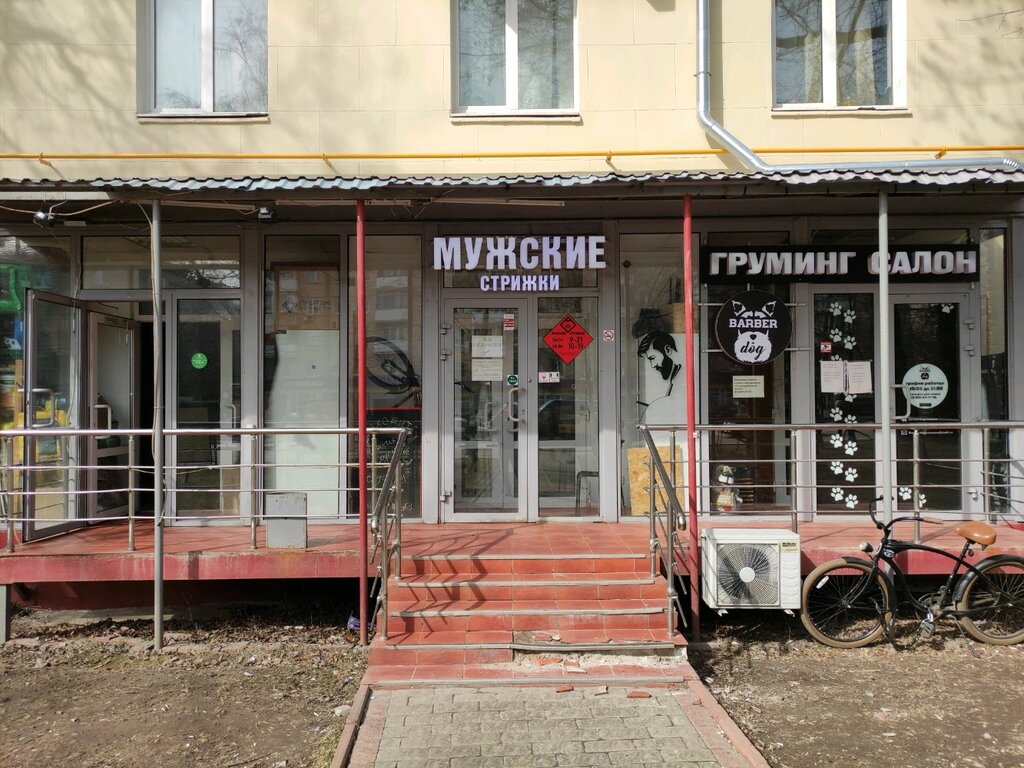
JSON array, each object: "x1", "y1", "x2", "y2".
[
  {"x1": 454, "y1": 0, "x2": 576, "y2": 114},
  {"x1": 146, "y1": 0, "x2": 268, "y2": 115},
  {"x1": 774, "y1": 0, "x2": 905, "y2": 109}
]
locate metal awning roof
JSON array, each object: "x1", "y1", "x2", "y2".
[{"x1": 2, "y1": 168, "x2": 1023, "y2": 200}]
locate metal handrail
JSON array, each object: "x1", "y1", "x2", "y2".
[
  {"x1": 638, "y1": 425, "x2": 689, "y2": 636},
  {"x1": 638, "y1": 421, "x2": 1023, "y2": 540},
  {"x1": 0, "y1": 425, "x2": 410, "y2": 554},
  {"x1": 369, "y1": 428, "x2": 410, "y2": 641}
]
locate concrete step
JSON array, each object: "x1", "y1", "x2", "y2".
[
  {"x1": 389, "y1": 572, "x2": 666, "y2": 603},
  {"x1": 388, "y1": 599, "x2": 668, "y2": 633},
  {"x1": 403, "y1": 553, "x2": 649, "y2": 577}
]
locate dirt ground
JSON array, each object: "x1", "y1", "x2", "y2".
[
  {"x1": 3, "y1": 605, "x2": 1022, "y2": 768},
  {"x1": 0, "y1": 607, "x2": 367, "y2": 768},
  {"x1": 690, "y1": 612, "x2": 1024, "y2": 768}
]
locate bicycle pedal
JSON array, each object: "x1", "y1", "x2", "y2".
[{"x1": 918, "y1": 620, "x2": 935, "y2": 639}]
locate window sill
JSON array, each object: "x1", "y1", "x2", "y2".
[
  {"x1": 450, "y1": 111, "x2": 582, "y2": 124},
  {"x1": 137, "y1": 113, "x2": 270, "y2": 124},
  {"x1": 772, "y1": 106, "x2": 911, "y2": 118}
]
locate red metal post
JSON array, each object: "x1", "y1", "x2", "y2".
[
  {"x1": 683, "y1": 195, "x2": 701, "y2": 639},
  {"x1": 356, "y1": 200, "x2": 369, "y2": 646}
]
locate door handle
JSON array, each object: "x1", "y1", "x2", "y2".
[
  {"x1": 92, "y1": 403, "x2": 112, "y2": 435},
  {"x1": 892, "y1": 384, "x2": 911, "y2": 421},
  {"x1": 30, "y1": 388, "x2": 56, "y2": 427},
  {"x1": 507, "y1": 386, "x2": 521, "y2": 424}
]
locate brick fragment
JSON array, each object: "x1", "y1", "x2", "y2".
[
  {"x1": 627, "y1": 690, "x2": 652, "y2": 699},
  {"x1": 555, "y1": 684, "x2": 574, "y2": 693}
]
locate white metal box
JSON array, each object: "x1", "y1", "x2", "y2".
[{"x1": 701, "y1": 528, "x2": 801, "y2": 610}]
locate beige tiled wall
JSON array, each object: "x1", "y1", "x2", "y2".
[{"x1": 0, "y1": 0, "x2": 1021, "y2": 180}]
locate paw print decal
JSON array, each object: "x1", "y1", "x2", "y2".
[
  {"x1": 844, "y1": 467, "x2": 859, "y2": 482},
  {"x1": 831, "y1": 487, "x2": 845, "y2": 501},
  {"x1": 844, "y1": 440, "x2": 858, "y2": 456},
  {"x1": 845, "y1": 493, "x2": 859, "y2": 509},
  {"x1": 831, "y1": 460, "x2": 845, "y2": 475}
]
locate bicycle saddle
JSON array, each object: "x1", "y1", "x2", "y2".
[{"x1": 955, "y1": 520, "x2": 997, "y2": 547}]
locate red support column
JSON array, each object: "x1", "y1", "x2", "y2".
[
  {"x1": 356, "y1": 200, "x2": 369, "y2": 646},
  {"x1": 683, "y1": 195, "x2": 701, "y2": 639}
]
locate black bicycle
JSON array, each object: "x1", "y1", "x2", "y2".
[{"x1": 801, "y1": 496, "x2": 1024, "y2": 648}]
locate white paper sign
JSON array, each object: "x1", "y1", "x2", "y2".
[
  {"x1": 732, "y1": 375, "x2": 765, "y2": 398},
  {"x1": 846, "y1": 361, "x2": 873, "y2": 394},
  {"x1": 471, "y1": 335, "x2": 503, "y2": 358},
  {"x1": 471, "y1": 358, "x2": 504, "y2": 381},
  {"x1": 820, "y1": 361, "x2": 845, "y2": 394},
  {"x1": 538, "y1": 371, "x2": 561, "y2": 383}
]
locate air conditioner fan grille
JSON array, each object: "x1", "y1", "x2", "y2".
[{"x1": 716, "y1": 542, "x2": 780, "y2": 606}]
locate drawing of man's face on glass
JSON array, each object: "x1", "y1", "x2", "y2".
[{"x1": 638, "y1": 330, "x2": 680, "y2": 384}]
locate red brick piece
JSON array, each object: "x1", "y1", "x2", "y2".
[
  {"x1": 627, "y1": 690, "x2": 652, "y2": 699},
  {"x1": 555, "y1": 684, "x2": 574, "y2": 693}
]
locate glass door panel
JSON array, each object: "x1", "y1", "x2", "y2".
[
  {"x1": 445, "y1": 302, "x2": 525, "y2": 519},
  {"x1": 173, "y1": 298, "x2": 241, "y2": 521},
  {"x1": 23, "y1": 293, "x2": 82, "y2": 539},
  {"x1": 537, "y1": 297, "x2": 600, "y2": 517},
  {"x1": 87, "y1": 312, "x2": 139, "y2": 519},
  {"x1": 892, "y1": 296, "x2": 967, "y2": 512}
]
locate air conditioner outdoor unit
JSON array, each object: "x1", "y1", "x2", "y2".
[{"x1": 701, "y1": 528, "x2": 801, "y2": 610}]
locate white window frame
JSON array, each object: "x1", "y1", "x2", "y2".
[
  {"x1": 772, "y1": 0, "x2": 906, "y2": 111},
  {"x1": 139, "y1": 0, "x2": 268, "y2": 117},
  {"x1": 452, "y1": 0, "x2": 580, "y2": 117}
]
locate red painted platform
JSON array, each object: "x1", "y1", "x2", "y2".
[{"x1": 1, "y1": 517, "x2": 1022, "y2": 587}]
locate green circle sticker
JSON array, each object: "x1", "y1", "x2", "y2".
[
  {"x1": 506, "y1": 374, "x2": 519, "y2": 386},
  {"x1": 190, "y1": 352, "x2": 209, "y2": 370}
]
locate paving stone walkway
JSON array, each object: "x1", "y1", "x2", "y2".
[{"x1": 348, "y1": 685, "x2": 762, "y2": 768}]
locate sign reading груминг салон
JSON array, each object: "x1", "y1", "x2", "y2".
[
  {"x1": 433, "y1": 235, "x2": 607, "y2": 291},
  {"x1": 700, "y1": 245, "x2": 980, "y2": 283}
]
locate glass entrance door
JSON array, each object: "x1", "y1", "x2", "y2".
[
  {"x1": 441, "y1": 297, "x2": 604, "y2": 521},
  {"x1": 891, "y1": 294, "x2": 974, "y2": 512},
  {"x1": 443, "y1": 301, "x2": 526, "y2": 520}
]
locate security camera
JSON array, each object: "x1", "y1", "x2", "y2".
[{"x1": 33, "y1": 209, "x2": 56, "y2": 228}]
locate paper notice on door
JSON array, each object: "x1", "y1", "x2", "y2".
[
  {"x1": 471, "y1": 335, "x2": 503, "y2": 358},
  {"x1": 846, "y1": 361, "x2": 873, "y2": 394},
  {"x1": 471, "y1": 358, "x2": 504, "y2": 381},
  {"x1": 820, "y1": 360, "x2": 845, "y2": 394},
  {"x1": 732, "y1": 375, "x2": 764, "y2": 398}
]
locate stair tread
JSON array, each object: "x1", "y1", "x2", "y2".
[
  {"x1": 380, "y1": 629, "x2": 685, "y2": 648},
  {"x1": 392, "y1": 599, "x2": 666, "y2": 616},
  {"x1": 394, "y1": 573, "x2": 659, "y2": 586},
  {"x1": 407, "y1": 552, "x2": 646, "y2": 560}
]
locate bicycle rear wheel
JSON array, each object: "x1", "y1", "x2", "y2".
[
  {"x1": 955, "y1": 555, "x2": 1024, "y2": 645},
  {"x1": 801, "y1": 558, "x2": 893, "y2": 648}
]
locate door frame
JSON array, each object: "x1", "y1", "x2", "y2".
[
  {"x1": 22, "y1": 291, "x2": 142, "y2": 540},
  {"x1": 441, "y1": 297, "x2": 531, "y2": 522},
  {"x1": 805, "y1": 283, "x2": 981, "y2": 517},
  {"x1": 889, "y1": 289, "x2": 981, "y2": 515}
]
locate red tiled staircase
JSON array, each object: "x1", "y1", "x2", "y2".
[{"x1": 368, "y1": 524, "x2": 687, "y2": 681}]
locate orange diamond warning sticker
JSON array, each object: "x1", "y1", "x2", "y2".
[{"x1": 543, "y1": 315, "x2": 594, "y2": 364}]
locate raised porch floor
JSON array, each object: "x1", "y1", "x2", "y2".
[{"x1": 2, "y1": 518, "x2": 1023, "y2": 584}]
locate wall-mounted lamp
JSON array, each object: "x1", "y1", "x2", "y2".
[{"x1": 257, "y1": 206, "x2": 277, "y2": 224}]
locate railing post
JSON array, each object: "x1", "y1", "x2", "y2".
[
  {"x1": 249, "y1": 432, "x2": 259, "y2": 550},
  {"x1": 790, "y1": 429, "x2": 799, "y2": 534},
  {"x1": 394, "y1": 439, "x2": 403, "y2": 580},
  {"x1": 371, "y1": 433, "x2": 379, "y2": 522},
  {"x1": 648, "y1": 435, "x2": 657, "y2": 579},
  {"x1": 4, "y1": 436, "x2": 14, "y2": 553},
  {"x1": 912, "y1": 429, "x2": 921, "y2": 543},
  {"x1": 982, "y1": 427, "x2": 992, "y2": 522},
  {"x1": 127, "y1": 435, "x2": 136, "y2": 552}
]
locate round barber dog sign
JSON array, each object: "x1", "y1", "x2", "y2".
[
  {"x1": 902, "y1": 363, "x2": 948, "y2": 410},
  {"x1": 715, "y1": 290, "x2": 792, "y2": 365}
]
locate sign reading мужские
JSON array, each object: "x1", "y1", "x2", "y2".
[{"x1": 433, "y1": 235, "x2": 607, "y2": 292}]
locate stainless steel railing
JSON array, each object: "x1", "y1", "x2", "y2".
[
  {"x1": 639, "y1": 421, "x2": 1023, "y2": 544},
  {"x1": 637, "y1": 425, "x2": 688, "y2": 636},
  {"x1": 369, "y1": 428, "x2": 410, "y2": 641},
  {"x1": 0, "y1": 425, "x2": 410, "y2": 554}
]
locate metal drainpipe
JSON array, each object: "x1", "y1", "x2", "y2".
[{"x1": 695, "y1": 0, "x2": 1023, "y2": 174}]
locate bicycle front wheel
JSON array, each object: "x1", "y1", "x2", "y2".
[
  {"x1": 801, "y1": 558, "x2": 893, "y2": 648},
  {"x1": 956, "y1": 555, "x2": 1024, "y2": 645}
]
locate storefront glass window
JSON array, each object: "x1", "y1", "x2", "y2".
[
  {"x1": 704, "y1": 232, "x2": 792, "y2": 510},
  {"x1": 619, "y1": 234, "x2": 686, "y2": 517},
  {"x1": 0, "y1": 237, "x2": 71, "y2": 429},
  {"x1": 84, "y1": 236, "x2": 241, "y2": 289},
  {"x1": 348, "y1": 236, "x2": 422, "y2": 519},
  {"x1": 263, "y1": 236, "x2": 342, "y2": 520},
  {"x1": 980, "y1": 229, "x2": 1009, "y2": 515}
]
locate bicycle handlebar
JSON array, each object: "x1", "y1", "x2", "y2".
[{"x1": 867, "y1": 493, "x2": 944, "y2": 534}]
